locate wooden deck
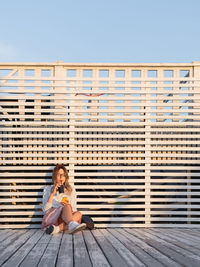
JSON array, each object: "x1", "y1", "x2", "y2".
[{"x1": 0, "y1": 228, "x2": 200, "y2": 267}]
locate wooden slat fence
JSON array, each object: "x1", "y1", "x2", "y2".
[{"x1": 1, "y1": 61, "x2": 200, "y2": 228}]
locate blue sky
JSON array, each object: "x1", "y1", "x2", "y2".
[{"x1": 0, "y1": 0, "x2": 200, "y2": 63}]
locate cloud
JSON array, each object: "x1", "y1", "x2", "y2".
[{"x1": 0, "y1": 41, "x2": 18, "y2": 61}]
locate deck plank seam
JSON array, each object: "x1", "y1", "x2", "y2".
[{"x1": 116, "y1": 228, "x2": 166, "y2": 267}]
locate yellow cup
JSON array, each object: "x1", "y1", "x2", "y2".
[{"x1": 62, "y1": 196, "x2": 68, "y2": 202}]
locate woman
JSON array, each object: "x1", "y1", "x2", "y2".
[{"x1": 42, "y1": 164, "x2": 86, "y2": 235}]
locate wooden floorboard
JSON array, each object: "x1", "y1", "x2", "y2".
[
  {"x1": 109, "y1": 229, "x2": 165, "y2": 267},
  {"x1": 0, "y1": 228, "x2": 200, "y2": 267},
  {"x1": 132, "y1": 229, "x2": 200, "y2": 267},
  {"x1": 150, "y1": 229, "x2": 200, "y2": 255},
  {"x1": 92, "y1": 229, "x2": 130, "y2": 267},
  {"x1": 124, "y1": 229, "x2": 181, "y2": 267}
]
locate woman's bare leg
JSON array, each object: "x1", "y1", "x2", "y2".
[
  {"x1": 72, "y1": 211, "x2": 82, "y2": 224},
  {"x1": 61, "y1": 204, "x2": 73, "y2": 224},
  {"x1": 59, "y1": 208, "x2": 82, "y2": 232},
  {"x1": 58, "y1": 222, "x2": 67, "y2": 232},
  {"x1": 61, "y1": 204, "x2": 82, "y2": 224}
]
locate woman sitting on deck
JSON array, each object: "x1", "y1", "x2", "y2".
[{"x1": 42, "y1": 164, "x2": 86, "y2": 235}]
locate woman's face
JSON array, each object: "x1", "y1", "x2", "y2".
[{"x1": 56, "y1": 168, "x2": 66, "y2": 185}]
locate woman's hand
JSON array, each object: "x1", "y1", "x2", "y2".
[
  {"x1": 52, "y1": 183, "x2": 60, "y2": 195},
  {"x1": 47, "y1": 183, "x2": 60, "y2": 205},
  {"x1": 61, "y1": 196, "x2": 69, "y2": 206}
]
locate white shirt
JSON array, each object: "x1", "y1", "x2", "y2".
[{"x1": 42, "y1": 185, "x2": 77, "y2": 213}]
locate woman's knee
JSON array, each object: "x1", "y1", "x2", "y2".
[
  {"x1": 78, "y1": 211, "x2": 82, "y2": 218},
  {"x1": 75, "y1": 211, "x2": 82, "y2": 218},
  {"x1": 73, "y1": 211, "x2": 82, "y2": 221},
  {"x1": 63, "y1": 204, "x2": 72, "y2": 210},
  {"x1": 61, "y1": 204, "x2": 72, "y2": 215}
]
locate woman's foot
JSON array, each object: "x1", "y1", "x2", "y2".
[
  {"x1": 68, "y1": 221, "x2": 86, "y2": 234},
  {"x1": 45, "y1": 225, "x2": 60, "y2": 235}
]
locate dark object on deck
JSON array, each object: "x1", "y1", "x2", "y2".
[{"x1": 81, "y1": 215, "x2": 95, "y2": 230}]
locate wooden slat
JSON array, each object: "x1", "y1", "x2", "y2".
[
  {"x1": 0, "y1": 230, "x2": 36, "y2": 266},
  {"x1": 150, "y1": 229, "x2": 200, "y2": 255},
  {"x1": 2, "y1": 121, "x2": 200, "y2": 126},
  {"x1": 92, "y1": 229, "x2": 129, "y2": 267},
  {"x1": 1, "y1": 230, "x2": 44, "y2": 267},
  {"x1": 73, "y1": 232, "x2": 92, "y2": 267},
  {"x1": 20, "y1": 233, "x2": 51, "y2": 267},
  {"x1": 56, "y1": 234, "x2": 73, "y2": 267},
  {"x1": 123, "y1": 229, "x2": 182, "y2": 267},
  {"x1": 99, "y1": 229, "x2": 145, "y2": 266},
  {"x1": 83, "y1": 230, "x2": 110, "y2": 267},
  {"x1": 108, "y1": 228, "x2": 164, "y2": 267},
  {"x1": 37, "y1": 233, "x2": 62, "y2": 267},
  {"x1": 132, "y1": 229, "x2": 200, "y2": 267}
]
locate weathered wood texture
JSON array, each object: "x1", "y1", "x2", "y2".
[
  {"x1": 1, "y1": 62, "x2": 200, "y2": 228},
  {"x1": 0, "y1": 228, "x2": 200, "y2": 267}
]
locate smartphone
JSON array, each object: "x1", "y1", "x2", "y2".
[{"x1": 58, "y1": 184, "x2": 64, "y2": 193}]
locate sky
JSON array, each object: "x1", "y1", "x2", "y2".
[{"x1": 0, "y1": 0, "x2": 200, "y2": 63}]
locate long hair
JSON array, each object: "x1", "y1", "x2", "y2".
[{"x1": 52, "y1": 164, "x2": 72, "y2": 194}]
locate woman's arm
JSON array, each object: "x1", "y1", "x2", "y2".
[
  {"x1": 47, "y1": 184, "x2": 59, "y2": 205},
  {"x1": 70, "y1": 186, "x2": 77, "y2": 212},
  {"x1": 42, "y1": 186, "x2": 52, "y2": 212},
  {"x1": 42, "y1": 184, "x2": 60, "y2": 212}
]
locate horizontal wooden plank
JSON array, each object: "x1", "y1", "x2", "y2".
[
  {"x1": 17, "y1": 133, "x2": 198, "y2": 139},
  {"x1": 1, "y1": 184, "x2": 200, "y2": 190},
  {"x1": 2, "y1": 114, "x2": 200, "y2": 120},
  {"x1": 0, "y1": 172, "x2": 146, "y2": 178},
  {"x1": 1, "y1": 191, "x2": 200, "y2": 198},
  {"x1": 0, "y1": 198, "x2": 42, "y2": 203},
  {"x1": 8, "y1": 87, "x2": 196, "y2": 93},
  {"x1": 2, "y1": 159, "x2": 200, "y2": 164},
  {"x1": 2, "y1": 95, "x2": 200, "y2": 101},
  {"x1": 1, "y1": 165, "x2": 200, "y2": 170},
  {"x1": 4, "y1": 131, "x2": 200, "y2": 138},
  {"x1": 1, "y1": 197, "x2": 200, "y2": 204},
  {"x1": 2, "y1": 203, "x2": 200, "y2": 210},
  {"x1": 3, "y1": 210, "x2": 200, "y2": 216},
  {"x1": 2, "y1": 126, "x2": 200, "y2": 133},
  {"x1": 151, "y1": 209, "x2": 200, "y2": 215},
  {"x1": 2, "y1": 140, "x2": 200, "y2": 146},
  {"x1": 0, "y1": 192, "x2": 43, "y2": 196},
  {"x1": 0, "y1": 73, "x2": 197, "y2": 81},
  {"x1": 2, "y1": 153, "x2": 200, "y2": 160},
  {"x1": 0, "y1": 210, "x2": 146, "y2": 215},
  {"x1": 1, "y1": 198, "x2": 200, "y2": 205},
  {"x1": 0, "y1": 173, "x2": 200, "y2": 179},
  {"x1": 0, "y1": 178, "x2": 146, "y2": 183},
  {"x1": 2, "y1": 121, "x2": 200, "y2": 126},
  {"x1": 1, "y1": 101, "x2": 199, "y2": 108},
  {"x1": 1, "y1": 148, "x2": 200, "y2": 154},
  {"x1": 2, "y1": 108, "x2": 200, "y2": 114},
  {"x1": 0, "y1": 191, "x2": 145, "y2": 197},
  {"x1": 1, "y1": 82, "x2": 200, "y2": 89},
  {"x1": 1, "y1": 178, "x2": 200, "y2": 185},
  {"x1": 0, "y1": 218, "x2": 43, "y2": 222},
  {"x1": 1, "y1": 204, "x2": 146, "y2": 210}
]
